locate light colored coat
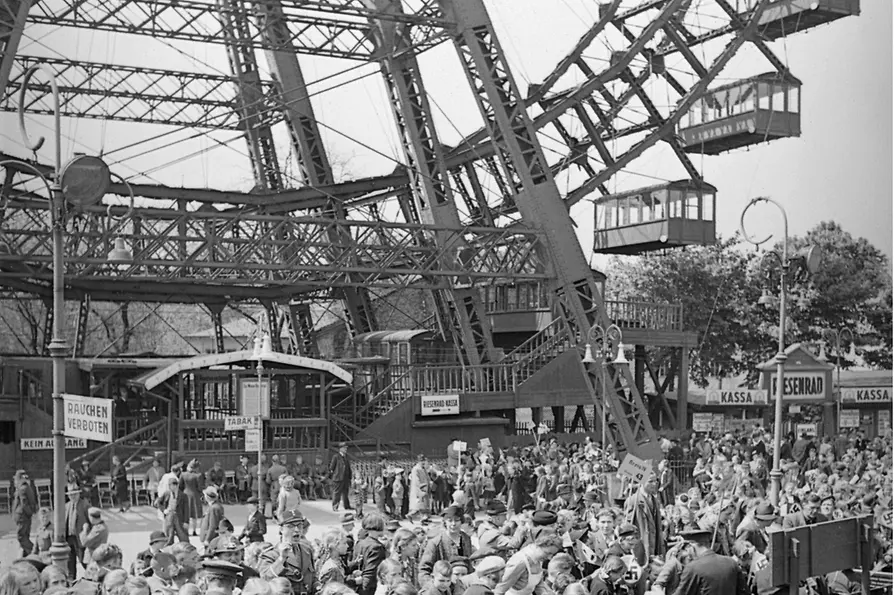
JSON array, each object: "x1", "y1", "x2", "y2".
[{"x1": 409, "y1": 463, "x2": 432, "y2": 513}]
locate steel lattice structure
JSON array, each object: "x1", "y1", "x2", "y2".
[{"x1": 0, "y1": 0, "x2": 858, "y2": 457}]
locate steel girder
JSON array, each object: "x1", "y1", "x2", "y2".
[
  {"x1": 24, "y1": 0, "x2": 451, "y2": 61},
  {"x1": 0, "y1": 199, "x2": 548, "y2": 298},
  {"x1": 1, "y1": 55, "x2": 279, "y2": 130}
]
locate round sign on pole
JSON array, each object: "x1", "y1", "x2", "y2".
[{"x1": 59, "y1": 155, "x2": 110, "y2": 206}]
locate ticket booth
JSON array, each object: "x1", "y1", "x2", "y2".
[
  {"x1": 758, "y1": 343, "x2": 834, "y2": 437},
  {"x1": 836, "y1": 370, "x2": 893, "y2": 438}
]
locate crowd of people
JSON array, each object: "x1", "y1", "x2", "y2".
[{"x1": 2, "y1": 425, "x2": 892, "y2": 595}]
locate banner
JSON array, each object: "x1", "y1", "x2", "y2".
[
  {"x1": 63, "y1": 394, "x2": 113, "y2": 442},
  {"x1": 21, "y1": 437, "x2": 87, "y2": 450}
]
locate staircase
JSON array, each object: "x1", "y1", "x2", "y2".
[
  {"x1": 504, "y1": 317, "x2": 574, "y2": 384},
  {"x1": 71, "y1": 419, "x2": 168, "y2": 473}
]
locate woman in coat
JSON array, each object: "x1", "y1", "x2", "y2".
[
  {"x1": 200, "y1": 486, "x2": 225, "y2": 553},
  {"x1": 409, "y1": 457, "x2": 432, "y2": 515},
  {"x1": 111, "y1": 456, "x2": 130, "y2": 512},
  {"x1": 180, "y1": 460, "x2": 204, "y2": 536}
]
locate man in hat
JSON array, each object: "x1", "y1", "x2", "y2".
[
  {"x1": 208, "y1": 519, "x2": 236, "y2": 552},
  {"x1": 478, "y1": 500, "x2": 526, "y2": 553},
  {"x1": 147, "y1": 552, "x2": 180, "y2": 595},
  {"x1": 200, "y1": 485, "x2": 226, "y2": 552},
  {"x1": 312, "y1": 454, "x2": 329, "y2": 499},
  {"x1": 259, "y1": 509, "x2": 316, "y2": 595},
  {"x1": 410, "y1": 455, "x2": 432, "y2": 515},
  {"x1": 155, "y1": 476, "x2": 191, "y2": 545},
  {"x1": 329, "y1": 443, "x2": 353, "y2": 512},
  {"x1": 464, "y1": 555, "x2": 506, "y2": 595},
  {"x1": 419, "y1": 506, "x2": 474, "y2": 586},
  {"x1": 137, "y1": 531, "x2": 168, "y2": 568},
  {"x1": 736, "y1": 501, "x2": 777, "y2": 555},
  {"x1": 339, "y1": 511, "x2": 357, "y2": 562},
  {"x1": 235, "y1": 456, "x2": 252, "y2": 503},
  {"x1": 65, "y1": 484, "x2": 90, "y2": 577},
  {"x1": 206, "y1": 461, "x2": 226, "y2": 493},
  {"x1": 78, "y1": 460, "x2": 99, "y2": 507},
  {"x1": 606, "y1": 524, "x2": 648, "y2": 595},
  {"x1": 238, "y1": 496, "x2": 266, "y2": 543},
  {"x1": 12, "y1": 470, "x2": 37, "y2": 556},
  {"x1": 289, "y1": 455, "x2": 313, "y2": 500},
  {"x1": 209, "y1": 537, "x2": 259, "y2": 589},
  {"x1": 674, "y1": 529, "x2": 742, "y2": 595}
]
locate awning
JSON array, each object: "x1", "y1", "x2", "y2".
[
  {"x1": 127, "y1": 350, "x2": 352, "y2": 391},
  {"x1": 352, "y1": 329, "x2": 431, "y2": 344}
]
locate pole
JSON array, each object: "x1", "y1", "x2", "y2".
[
  {"x1": 256, "y1": 360, "x2": 264, "y2": 517},
  {"x1": 18, "y1": 64, "x2": 71, "y2": 574}
]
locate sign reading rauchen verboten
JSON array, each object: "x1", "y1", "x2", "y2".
[{"x1": 63, "y1": 394, "x2": 113, "y2": 443}]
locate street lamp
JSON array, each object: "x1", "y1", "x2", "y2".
[
  {"x1": 582, "y1": 323, "x2": 628, "y2": 465},
  {"x1": 820, "y1": 327, "x2": 854, "y2": 433},
  {"x1": 740, "y1": 197, "x2": 821, "y2": 507},
  {"x1": 6, "y1": 64, "x2": 134, "y2": 574},
  {"x1": 251, "y1": 333, "x2": 273, "y2": 515}
]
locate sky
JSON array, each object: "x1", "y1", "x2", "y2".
[{"x1": 2, "y1": 0, "x2": 891, "y2": 264}]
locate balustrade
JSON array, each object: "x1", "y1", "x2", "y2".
[
  {"x1": 179, "y1": 418, "x2": 326, "y2": 452},
  {"x1": 605, "y1": 300, "x2": 683, "y2": 331}
]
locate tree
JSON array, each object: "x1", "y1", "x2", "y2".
[{"x1": 604, "y1": 222, "x2": 892, "y2": 388}]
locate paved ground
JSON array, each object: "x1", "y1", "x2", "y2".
[{"x1": 0, "y1": 498, "x2": 367, "y2": 574}]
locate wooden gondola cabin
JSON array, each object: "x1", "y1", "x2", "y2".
[
  {"x1": 746, "y1": 0, "x2": 861, "y2": 41},
  {"x1": 593, "y1": 180, "x2": 717, "y2": 255},
  {"x1": 678, "y1": 73, "x2": 801, "y2": 155}
]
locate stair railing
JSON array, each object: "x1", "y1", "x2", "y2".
[
  {"x1": 503, "y1": 317, "x2": 566, "y2": 360},
  {"x1": 69, "y1": 419, "x2": 167, "y2": 472}
]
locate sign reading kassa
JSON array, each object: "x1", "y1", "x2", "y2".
[{"x1": 841, "y1": 387, "x2": 892, "y2": 404}]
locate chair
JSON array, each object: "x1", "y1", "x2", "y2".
[
  {"x1": 34, "y1": 479, "x2": 52, "y2": 507},
  {"x1": 130, "y1": 474, "x2": 149, "y2": 506},
  {"x1": 0, "y1": 483, "x2": 11, "y2": 513},
  {"x1": 95, "y1": 475, "x2": 114, "y2": 508},
  {"x1": 224, "y1": 471, "x2": 237, "y2": 504}
]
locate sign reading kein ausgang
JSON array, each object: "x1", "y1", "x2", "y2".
[{"x1": 63, "y1": 394, "x2": 113, "y2": 443}]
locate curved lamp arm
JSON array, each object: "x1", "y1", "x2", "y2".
[
  {"x1": 740, "y1": 197, "x2": 789, "y2": 250},
  {"x1": 106, "y1": 172, "x2": 135, "y2": 230},
  {"x1": 18, "y1": 65, "x2": 62, "y2": 176},
  {"x1": 0, "y1": 159, "x2": 57, "y2": 227}
]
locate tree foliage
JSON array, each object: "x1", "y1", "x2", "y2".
[{"x1": 604, "y1": 222, "x2": 891, "y2": 388}]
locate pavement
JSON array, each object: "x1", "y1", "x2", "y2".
[{"x1": 0, "y1": 498, "x2": 367, "y2": 573}]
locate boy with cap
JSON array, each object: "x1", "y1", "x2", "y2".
[
  {"x1": 463, "y1": 556, "x2": 506, "y2": 595},
  {"x1": 238, "y1": 496, "x2": 267, "y2": 544}
]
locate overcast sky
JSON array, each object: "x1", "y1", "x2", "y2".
[{"x1": 2, "y1": 0, "x2": 890, "y2": 260}]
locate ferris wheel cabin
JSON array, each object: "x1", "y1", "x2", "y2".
[
  {"x1": 678, "y1": 73, "x2": 801, "y2": 155},
  {"x1": 593, "y1": 180, "x2": 717, "y2": 255},
  {"x1": 747, "y1": 0, "x2": 861, "y2": 41}
]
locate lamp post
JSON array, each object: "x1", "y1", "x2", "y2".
[
  {"x1": 821, "y1": 327, "x2": 854, "y2": 433},
  {"x1": 740, "y1": 197, "x2": 820, "y2": 507},
  {"x1": 582, "y1": 323, "x2": 627, "y2": 466},
  {"x1": 251, "y1": 333, "x2": 272, "y2": 515},
  {"x1": 7, "y1": 64, "x2": 133, "y2": 574}
]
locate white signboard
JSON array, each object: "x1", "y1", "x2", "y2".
[
  {"x1": 693, "y1": 413, "x2": 714, "y2": 432},
  {"x1": 879, "y1": 410, "x2": 891, "y2": 435},
  {"x1": 63, "y1": 394, "x2": 113, "y2": 442},
  {"x1": 420, "y1": 394, "x2": 460, "y2": 416},
  {"x1": 240, "y1": 378, "x2": 270, "y2": 418},
  {"x1": 840, "y1": 387, "x2": 893, "y2": 404},
  {"x1": 224, "y1": 416, "x2": 260, "y2": 431},
  {"x1": 789, "y1": 405, "x2": 802, "y2": 414},
  {"x1": 617, "y1": 453, "x2": 651, "y2": 485},
  {"x1": 452, "y1": 440, "x2": 467, "y2": 452},
  {"x1": 769, "y1": 372, "x2": 826, "y2": 400},
  {"x1": 21, "y1": 437, "x2": 87, "y2": 450},
  {"x1": 706, "y1": 389, "x2": 768, "y2": 406},
  {"x1": 839, "y1": 409, "x2": 860, "y2": 429},
  {"x1": 245, "y1": 428, "x2": 261, "y2": 452},
  {"x1": 796, "y1": 423, "x2": 818, "y2": 437}
]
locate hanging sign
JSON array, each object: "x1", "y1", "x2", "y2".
[
  {"x1": 706, "y1": 389, "x2": 768, "y2": 406},
  {"x1": 769, "y1": 372, "x2": 826, "y2": 400},
  {"x1": 796, "y1": 423, "x2": 818, "y2": 437},
  {"x1": 240, "y1": 378, "x2": 270, "y2": 418},
  {"x1": 21, "y1": 437, "x2": 87, "y2": 450},
  {"x1": 63, "y1": 394, "x2": 113, "y2": 442},
  {"x1": 420, "y1": 394, "x2": 460, "y2": 416},
  {"x1": 839, "y1": 410, "x2": 860, "y2": 429},
  {"x1": 840, "y1": 387, "x2": 893, "y2": 404},
  {"x1": 245, "y1": 428, "x2": 261, "y2": 452},
  {"x1": 224, "y1": 416, "x2": 260, "y2": 431}
]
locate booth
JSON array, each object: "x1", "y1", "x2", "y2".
[
  {"x1": 757, "y1": 343, "x2": 835, "y2": 437},
  {"x1": 836, "y1": 370, "x2": 893, "y2": 438}
]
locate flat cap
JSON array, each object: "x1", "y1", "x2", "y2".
[
  {"x1": 532, "y1": 510, "x2": 557, "y2": 526},
  {"x1": 475, "y1": 556, "x2": 506, "y2": 577},
  {"x1": 679, "y1": 529, "x2": 713, "y2": 543},
  {"x1": 149, "y1": 530, "x2": 167, "y2": 544},
  {"x1": 246, "y1": 496, "x2": 259, "y2": 504},
  {"x1": 212, "y1": 538, "x2": 244, "y2": 555},
  {"x1": 449, "y1": 556, "x2": 471, "y2": 570},
  {"x1": 339, "y1": 511, "x2": 356, "y2": 524},
  {"x1": 617, "y1": 523, "x2": 639, "y2": 537},
  {"x1": 485, "y1": 500, "x2": 507, "y2": 515}
]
